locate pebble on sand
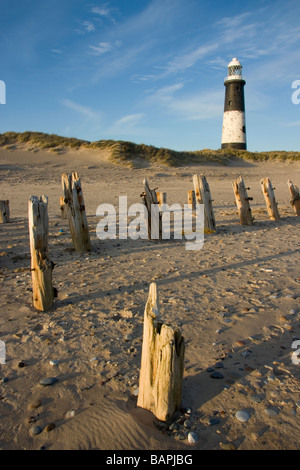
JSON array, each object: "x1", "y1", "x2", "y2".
[
  {"x1": 235, "y1": 410, "x2": 251, "y2": 422},
  {"x1": 30, "y1": 425, "x2": 42, "y2": 435},
  {"x1": 39, "y1": 377, "x2": 58, "y2": 386},
  {"x1": 187, "y1": 432, "x2": 199, "y2": 444},
  {"x1": 264, "y1": 407, "x2": 279, "y2": 417}
]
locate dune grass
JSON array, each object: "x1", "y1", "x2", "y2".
[{"x1": 0, "y1": 131, "x2": 299, "y2": 167}]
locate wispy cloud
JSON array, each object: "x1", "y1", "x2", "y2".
[
  {"x1": 92, "y1": 5, "x2": 115, "y2": 18},
  {"x1": 110, "y1": 113, "x2": 146, "y2": 134},
  {"x1": 62, "y1": 98, "x2": 103, "y2": 121},
  {"x1": 89, "y1": 41, "x2": 112, "y2": 55},
  {"x1": 146, "y1": 82, "x2": 223, "y2": 121}
]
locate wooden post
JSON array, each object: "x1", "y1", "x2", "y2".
[
  {"x1": 0, "y1": 200, "x2": 10, "y2": 223},
  {"x1": 288, "y1": 180, "x2": 300, "y2": 216},
  {"x1": 60, "y1": 196, "x2": 67, "y2": 219},
  {"x1": 260, "y1": 177, "x2": 280, "y2": 220},
  {"x1": 193, "y1": 174, "x2": 216, "y2": 232},
  {"x1": 141, "y1": 179, "x2": 162, "y2": 240},
  {"x1": 28, "y1": 196, "x2": 54, "y2": 311},
  {"x1": 156, "y1": 191, "x2": 167, "y2": 208},
  {"x1": 61, "y1": 172, "x2": 91, "y2": 252},
  {"x1": 137, "y1": 283, "x2": 185, "y2": 422},
  {"x1": 187, "y1": 190, "x2": 196, "y2": 210},
  {"x1": 232, "y1": 176, "x2": 253, "y2": 225}
]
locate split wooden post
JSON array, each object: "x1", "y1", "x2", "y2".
[
  {"x1": 141, "y1": 179, "x2": 162, "y2": 240},
  {"x1": 193, "y1": 174, "x2": 216, "y2": 232},
  {"x1": 288, "y1": 180, "x2": 300, "y2": 216},
  {"x1": 232, "y1": 176, "x2": 254, "y2": 225},
  {"x1": 61, "y1": 172, "x2": 91, "y2": 252},
  {"x1": 156, "y1": 191, "x2": 167, "y2": 208},
  {"x1": 28, "y1": 195, "x2": 54, "y2": 311},
  {"x1": 0, "y1": 200, "x2": 10, "y2": 223},
  {"x1": 60, "y1": 196, "x2": 67, "y2": 219},
  {"x1": 137, "y1": 283, "x2": 185, "y2": 422},
  {"x1": 187, "y1": 190, "x2": 196, "y2": 210},
  {"x1": 260, "y1": 177, "x2": 280, "y2": 220}
]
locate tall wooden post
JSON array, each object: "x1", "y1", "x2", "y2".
[
  {"x1": 61, "y1": 172, "x2": 91, "y2": 252},
  {"x1": 137, "y1": 283, "x2": 185, "y2": 422},
  {"x1": 193, "y1": 174, "x2": 216, "y2": 232},
  {"x1": 28, "y1": 196, "x2": 54, "y2": 311},
  {"x1": 141, "y1": 179, "x2": 162, "y2": 240},
  {"x1": 0, "y1": 200, "x2": 10, "y2": 223},
  {"x1": 261, "y1": 178, "x2": 280, "y2": 220},
  {"x1": 288, "y1": 180, "x2": 300, "y2": 216},
  {"x1": 232, "y1": 176, "x2": 253, "y2": 225}
]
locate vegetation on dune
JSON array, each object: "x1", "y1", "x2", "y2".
[{"x1": 0, "y1": 131, "x2": 299, "y2": 167}]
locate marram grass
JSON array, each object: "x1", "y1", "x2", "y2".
[{"x1": 0, "y1": 131, "x2": 299, "y2": 168}]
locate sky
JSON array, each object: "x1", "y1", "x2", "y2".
[{"x1": 0, "y1": 0, "x2": 300, "y2": 152}]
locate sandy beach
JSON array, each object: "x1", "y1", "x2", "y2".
[{"x1": 0, "y1": 144, "x2": 299, "y2": 451}]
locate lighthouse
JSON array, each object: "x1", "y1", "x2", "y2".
[{"x1": 221, "y1": 58, "x2": 246, "y2": 150}]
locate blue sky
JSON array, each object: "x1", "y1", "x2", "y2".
[{"x1": 0, "y1": 0, "x2": 300, "y2": 151}]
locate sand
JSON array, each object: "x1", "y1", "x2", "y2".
[{"x1": 0, "y1": 144, "x2": 299, "y2": 451}]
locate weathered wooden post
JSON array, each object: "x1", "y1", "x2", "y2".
[
  {"x1": 288, "y1": 180, "x2": 300, "y2": 216},
  {"x1": 0, "y1": 200, "x2": 10, "y2": 223},
  {"x1": 137, "y1": 283, "x2": 185, "y2": 422},
  {"x1": 193, "y1": 174, "x2": 216, "y2": 232},
  {"x1": 261, "y1": 177, "x2": 280, "y2": 220},
  {"x1": 59, "y1": 196, "x2": 67, "y2": 219},
  {"x1": 232, "y1": 176, "x2": 253, "y2": 225},
  {"x1": 28, "y1": 195, "x2": 54, "y2": 311},
  {"x1": 156, "y1": 191, "x2": 167, "y2": 208},
  {"x1": 61, "y1": 172, "x2": 91, "y2": 252},
  {"x1": 141, "y1": 179, "x2": 162, "y2": 240},
  {"x1": 187, "y1": 190, "x2": 196, "y2": 210}
]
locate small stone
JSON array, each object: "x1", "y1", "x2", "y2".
[
  {"x1": 214, "y1": 362, "x2": 224, "y2": 369},
  {"x1": 169, "y1": 422, "x2": 179, "y2": 432},
  {"x1": 210, "y1": 371, "x2": 224, "y2": 379},
  {"x1": 209, "y1": 418, "x2": 221, "y2": 426},
  {"x1": 235, "y1": 410, "x2": 251, "y2": 422},
  {"x1": 220, "y1": 442, "x2": 236, "y2": 450},
  {"x1": 29, "y1": 399, "x2": 42, "y2": 409},
  {"x1": 187, "y1": 431, "x2": 199, "y2": 444},
  {"x1": 66, "y1": 410, "x2": 75, "y2": 419},
  {"x1": 279, "y1": 315, "x2": 288, "y2": 323},
  {"x1": 184, "y1": 419, "x2": 192, "y2": 428},
  {"x1": 30, "y1": 425, "x2": 42, "y2": 435},
  {"x1": 49, "y1": 359, "x2": 59, "y2": 366},
  {"x1": 235, "y1": 340, "x2": 246, "y2": 347},
  {"x1": 249, "y1": 395, "x2": 262, "y2": 404},
  {"x1": 18, "y1": 361, "x2": 27, "y2": 368},
  {"x1": 264, "y1": 407, "x2": 279, "y2": 417},
  {"x1": 39, "y1": 377, "x2": 58, "y2": 386},
  {"x1": 45, "y1": 423, "x2": 56, "y2": 432}
]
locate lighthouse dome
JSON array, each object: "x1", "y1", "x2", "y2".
[{"x1": 227, "y1": 57, "x2": 243, "y2": 80}]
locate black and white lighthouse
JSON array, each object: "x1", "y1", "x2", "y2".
[{"x1": 221, "y1": 58, "x2": 246, "y2": 150}]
